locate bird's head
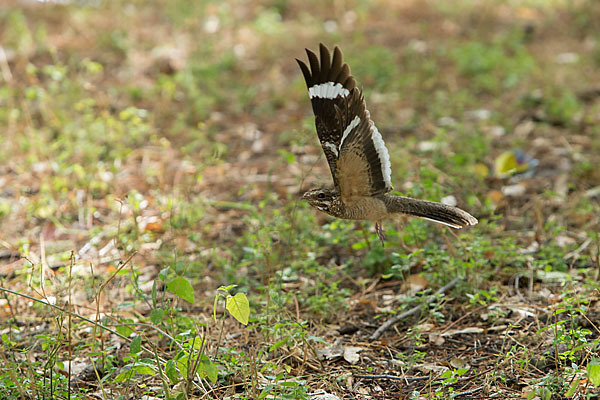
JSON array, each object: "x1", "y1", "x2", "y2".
[{"x1": 302, "y1": 188, "x2": 337, "y2": 214}]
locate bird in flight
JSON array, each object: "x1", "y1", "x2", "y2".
[{"x1": 297, "y1": 44, "x2": 478, "y2": 245}]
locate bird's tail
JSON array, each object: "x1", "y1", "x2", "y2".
[{"x1": 385, "y1": 195, "x2": 478, "y2": 229}]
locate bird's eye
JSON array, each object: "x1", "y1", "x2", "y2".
[{"x1": 317, "y1": 193, "x2": 325, "y2": 199}]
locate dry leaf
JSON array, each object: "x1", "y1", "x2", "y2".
[
  {"x1": 429, "y1": 333, "x2": 445, "y2": 346},
  {"x1": 343, "y1": 346, "x2": 364, "y2": 364}
]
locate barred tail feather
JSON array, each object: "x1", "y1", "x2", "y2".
[{"x1": 385, "y1": 196, "x2": 478, "y2": 229}]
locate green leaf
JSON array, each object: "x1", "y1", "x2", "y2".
[
  {"x1": 198, "y1": 356, "x2": 218, "y2": 383},
  {"x1": 112, "y1": 362, "x2": 156, "y2": 382},
  {"x1": 167, "y1": 276, "x2": 195, "y2": 303},
  {"x1": 526, "y1": 391, "x2": 536, "y2": 400},
  {"x1": 213, "y1": 292, "x2": 219, "y2": 322},
  {"x1": 151, "y1": 280, "x2": 157, "y2": 307},
  {"x1": 165, "y1": 360, "x2": 179, "y2": 383},
  {"x1": 116, "y1": 324, "x2": 134, "y2": 338},
  {"x1": 176, "y1": 355, "x2": 189, "y2": 378},
  {"x1": 541, "y1": 388, "x2": 551, "y2": 400},
  {"x1": 130, "y1": 335, "x2": 141, "y2": 355},
  {"x1": 185, "y1": 336, "x2": 203, "y2": 350},
  {"x1": 217, "y1": 284, "x2": 237, "y2": 292},
  {"x1": 565, "y1": 378, "x2": 580, "y2": 396},
  {"x1": 158, "y1": 266, "x2": 170, "y2": 282},
  {"x1": 269, "y1": 338, "x2": 288, "y2": 352},
  {"x1": 588, "y1": 358, "x2": 600, "y2": 386},
  {"x1": 226, "y1": 293, "x2": 250, "y2": 325},
  {"x1": 440, "y1": 370, "x2": 452, "y2": 379},
  {"x1": 150, "y1": 308, "x2": 165, "y2": 324},
  {"x1": 132, "y1": 364, "x2": 156, "y2": 376},
  {"x1": 352, "y1": 241, "x2": 368, "y2": 250},
  {"x1": 278, "y1": 149, "x2": 296, "y2": 164},
  {"x1": 113, "y1": 369, "x2": 135, "y2": 383}
]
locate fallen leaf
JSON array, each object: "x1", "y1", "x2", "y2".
[
  {"x1": 343, "y1": 346, "x2": 364, "y2": 364},
  {"x1": 450, "y1": 357, "x2": 469, "y2": 369},
  {"x1": 317, "y1": 339, "x2": 343, "y2": 361},
  {"x1": 417, "y1": 363, "x2": 449, "y2": 374},
  {"x1": 310, "y1": 391, "x2": 342, "y2": 400},
  {"x1": 429, "y1": 333, "x2": 445, "y2": 346},
  {"x1": 401, "y1": 274, "x2": 428, "y2": 294}
]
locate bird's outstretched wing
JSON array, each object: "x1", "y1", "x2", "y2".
[{"x1": 297, "y1": 43, "x2": 393, "y2": 202}]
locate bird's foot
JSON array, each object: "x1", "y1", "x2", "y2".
[{"x1": 375, "y1": 221, "x2": 385, "y2": 247}]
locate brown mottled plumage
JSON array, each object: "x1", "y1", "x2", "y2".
[{"x1": 298, "y1": 44, "x2": 477, "y2": 245}]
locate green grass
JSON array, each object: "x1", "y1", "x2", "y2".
[{"x1": 1, "y1": 1, "x2": 600, "y2": 398}]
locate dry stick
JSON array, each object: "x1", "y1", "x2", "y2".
[
  {"x1": 68, "y1": 252, "x2": 73, "y2": 400},
  {"x1": 441, "y1": 304, "x2": 487, "y2": 334},
  {"x1": 151, "y1": 342, "x2": 171, "y2": 398},
  {"x1": 370, "y1": 277, "x2": 460, "y2": 341},
  {"x1": 187, "y1": 330, "x2": 203, "y2": 398},
  {"x1": 528, "y1": 260, "x2": 534, "y2": 299},
  {"x1": 89, "y1": 262, "x2": 108, "y2": 399},
  {"x1": 98, "y1": 252, "x2": 136, "y2": 293},
  {"x1": 452, "y1": 386, "x2": 483, "y2": 398},
  {"x1": 353, "y1": 374, "x2": 430, "y2": 381},
  {"x1": 200, "y1": 382, "x2": 247, "y2": 399},
  {"x1": 514, "y1": 274, "x2": 527, "y2": 303}
]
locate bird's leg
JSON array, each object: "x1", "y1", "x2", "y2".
[{"x1": 375, "y1": 221, "x2": 385, "y2": 247}]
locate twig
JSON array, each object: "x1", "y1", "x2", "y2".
[
  {"x1": 442, "y1": 304, "x2": 487, "y2": 333},
  {"x1": 451, "y1": 386, "x2": 483, "y2": 398},
  {"x1": 370, "y1": 277, "x2": 460, "y2": 340},
  {"x1": 564, "y1": 238, "x2": 592, "y2": 260},
  {"x1": 514, "y1": 274, "x2": 526, "y2": 303},
  {"x1": 68, "y1": 252, "x2": 73, "y2": 400},
  {"x1": 353, "y1": 374, "x2": 430, "y2": 381},
  {"x1": 98, "y1": 252, "x2": 136, "y2": 293}
]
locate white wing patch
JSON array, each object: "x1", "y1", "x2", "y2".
[
  {"x1": 370, "y1": 124, "x2": 392, "y2": 189},
  {"x1": 339, "y1": 115, "x2": 361, "y2": 151},
  {"x1": 323, "y1": 142, "x2": 339, "y2": 157},
  {"x1": 309, "y1": 82, "x2": 350, "y2": 99}
]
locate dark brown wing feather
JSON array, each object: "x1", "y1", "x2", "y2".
[
  {"x1": 296, "y1": 44, "x2": 356, "y2": 187},
  {"x1": 298, "y1": 44, "x2": 393, "y2": 200}
]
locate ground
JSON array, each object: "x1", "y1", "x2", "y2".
[{"x1": 0, "y1": 0, "x2": 599, "y2": 399}]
